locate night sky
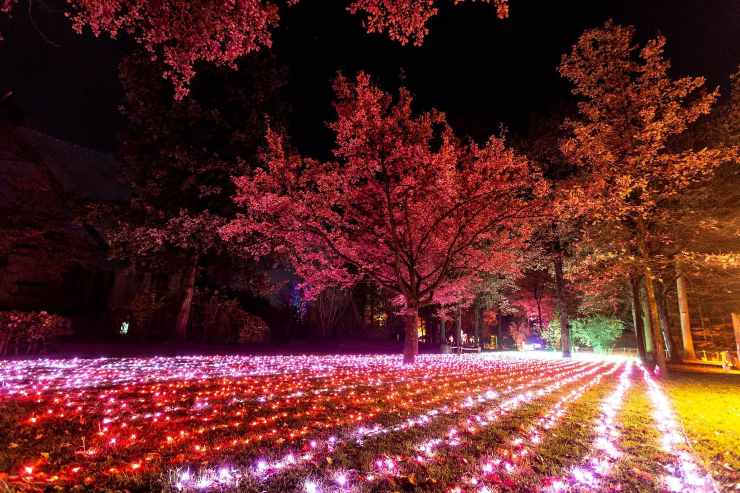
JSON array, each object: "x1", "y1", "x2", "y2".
[{"x1": 1, "y1": 0, "x2": 738, "y2": 154}]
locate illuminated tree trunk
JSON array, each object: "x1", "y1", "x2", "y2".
[
  {"x1": 732, "y1": 313, "x2": 740, "y2": 366},
  {"x1": 403, "y1": 307, "x2": 419, "y2": 364},
  {"x1": 639, "y1": 281, "x2": 655, "y2": 355},
  {"x1": 628, "y1": 275, "x2": 647, "y2": 361},
  {"x1": 656, "y1": 284, "x2": 675, "y2": 362},
  {"x1": 635, "y1": 221, "x2": 667, "y2": 374},
  {"x1": 675, "y1": 265, "x2": 696, "y2": 360},
  {"x1": 553, "y1": 251, "x2": 570, "y2": 357},
  {"x1": 643, "y1": 269, "x2": 668, "y2": 374},
  {"x1": 175, "y1": 259, "x2": 198, "y2": 340},
  {"x1": 455, "y1": 307, "x2": 463, "y2": 353}
]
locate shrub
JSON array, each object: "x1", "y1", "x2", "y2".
[
  {"x1": 542, "y1": 318, "x2": 561, "y2": 350},
  {"x1": 546, "y1": 315, "x2": 624, "y2": 353}
]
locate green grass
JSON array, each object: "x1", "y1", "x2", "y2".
[
  {"x1": 662, "y1": 371, "x2": 740, "y2": 489},
  {"x1": 614, "y1": 378, "x2": 665, "y2": 492}
]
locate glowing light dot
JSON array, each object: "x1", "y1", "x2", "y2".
[{"x1": 304, "y1": 480, "x2": 319, "y2": 493}]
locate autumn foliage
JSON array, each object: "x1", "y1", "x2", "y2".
[
  {"x1": 223, "y1": 73, "x2": 545, "y2": 362},
  {"x1": 1, "y1": 0, "x2": 508, "y2": 97},
  {"x1": 559, "y1": 21, "x2": 736, "y2": 372}
]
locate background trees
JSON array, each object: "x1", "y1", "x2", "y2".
[
  {"x1": 223, "y1": 73, "x2": 545, "y2": 362},
  {"x1": 90, "y1": 53, "x2": 287, "y2": 340}
]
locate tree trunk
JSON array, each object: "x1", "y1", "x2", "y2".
[
  {"x1": 455, "y1": 307, "x2": 463, "y2": 353},
  {"x1": 535, "y1": 285, "x2": 544, "y2": 333},
  {"x1": 474, "y1": 303, "x2": 482, "y2": 347},
  {"x1": 732, "y1": 313, "x2": 740, "y2": 366},
  {"x1": 639, "y1": 281, "x2": 654, "y2": 355},
  {"x1": 628, "y1": 275, "x2": 647, "y2": 362},
  {"x1": 643, "y1": 269, "x2": 668, "y2": 375},
  {"x1": 175, "y1": 259, "x2": 198, "y2": 340},
  {"x1": 553, "y1": 251, "x2": 570, "y2": 357},
  {"x1": 675, "y1": 265, "x2": 696, "y2": 360},
  {"x1": 656, "y1": 284, "x2": 675, "y2": 362},
  {"x1": 403, "y1": 308, "x2": 419, "y2": 364},
  {"x1": 634, "y1": 221, "x2": 667, "y2": 374}
]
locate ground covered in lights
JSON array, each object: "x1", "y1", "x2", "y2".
[{"x1": 0, "y1": 354, "x2": 736, "y2": 492}]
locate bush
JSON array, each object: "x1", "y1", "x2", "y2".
[
  {"x1": 546, "y1": 315, "x2": 624, "y2": 353},
  {"x1": 542, "y1": 318, "x2": 561, "y2": 350},
  {"x1": 0, "y1": 311, "x2": 71, "y2": 356}
]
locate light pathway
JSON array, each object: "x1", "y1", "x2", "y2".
[
  {"x1": 638, "y1": 363, "x2": 718, "y2": 493},
  {"x1": 170, "y1": 358, "x2": 592, "y2": 491},
  {"x1": 453, "y1": 361, "x2": 622, "y2": 492},
  {"x1": 541, "y1": 360, "x2": 634, "y2": 492}
]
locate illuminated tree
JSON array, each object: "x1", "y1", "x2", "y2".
[
  {"x1": 559, "y1": 21, "x2": 735, "y2": 373},
  {"x1": 2, "y1": 0, "x2": 508, "y2": 97},
  {"x1": 223, "y1": 73, "x2": 545, "y2": 363}
]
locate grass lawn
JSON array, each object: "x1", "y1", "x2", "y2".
[{"x1": 663, "y1": 371, "x2": 740, "y2": 490}]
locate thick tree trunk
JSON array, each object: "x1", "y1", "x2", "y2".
[
  {"x1": 656, "y1": 284, "x2": 675, "y2": 362},
  {"x1": 175, "y1": 259, "x2": 198, "y2": 340},
  {"x1": 675, "y1": 265, "x2": 696, "y2": 360},
  {"x1": 553, "y1": 252, "x2": 570, "y2": 357},
  {"x1": 403, "y1": 308, "x2": 419, "y2": 364},
  {"x1": 628, "y1": 275, "x2": 647, "y2": 361},
  {"x1": 639, "y1": 281, "x2": 655, "y2": 354},
  {"x1": 643, "y1": 269, "x2": 668, "y2": 375},
  {"x1": 635, "y1": 221, "x2": 667, "y2": 374}
]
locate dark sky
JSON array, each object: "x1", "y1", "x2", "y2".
[{"x1": 1, "y1": 0, "x2": 738, "y2": 153}]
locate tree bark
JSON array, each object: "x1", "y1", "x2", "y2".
[
  {"x1": 655, "y1": 284, "x2": 675, "y2": 362},
  {"x1": 403, "y1": 308, "x2": 419, "y2": 364},
  {"x1": 643, "y1": 269, "x2": 668, "y2": 375},
  {"x1": 639, "y1": 281, "x2": 654, "y2": 354},
  {"x1": 553, "y1": 251, "x2": 570, "y2": 357},
  {"x1": 175, "y1": 259, "x2": 198, "y2": 340},
  {"x1": 628, "y1": 275, "x2": 647, "y2": 362},
  {"x1": 455, "y1": 307, "x2": 463, "y2": 353},
  {"x1": 732, "y1": 313, "x2": 740, "y2": 366},
  {"x1": 635, "y1": 221, "x2": 667, "y2": 374},
  {"x1": 675, "y1": 265, "x2": 696, "y2": 360}
]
